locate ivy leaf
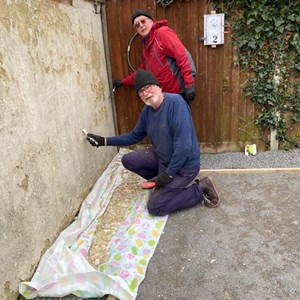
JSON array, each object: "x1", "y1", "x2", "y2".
[
  {"x1": 277, "y1": 26, "x2": 285, "y2": 33},
  {"x1": 287, "y1": 14, "x2": 295, "y2": 21},
  {"x1": 294, "y1": 62, "x2": 300, "y2": 71},
  {"x1": 255, "y1": 25, "x2": 263, "y2": 33},
  {"x1": 246, "y1": 17, "x2": 255, "y2": 25},
  {"x1": 248, "y1": 40, "x2": 257, "y2": 49},
  {"x1": 275, "y1": 19, "x2": 285, "y2": 27}
]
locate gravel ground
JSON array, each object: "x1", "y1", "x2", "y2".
[{"x1": 201, "y1": 148, "x2": 300, "y2": 169}]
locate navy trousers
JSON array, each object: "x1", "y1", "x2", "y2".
[{"x1": 121, "y1": 147, "x2": 203, "y2": 216}]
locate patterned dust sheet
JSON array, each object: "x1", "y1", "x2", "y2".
[{"x1": 19, "y1": 148, "x2": 168, "y2": 300}]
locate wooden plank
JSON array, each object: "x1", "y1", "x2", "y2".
[
  {"x1": 221, "y1": 17, "x2": 233, "y2": 142},
  {"x1": 201, "y1": 167, "x2": 300, "y2": 173},
  {"x1": 195, "y1": 0, "x2": 208, "y2": 142}
]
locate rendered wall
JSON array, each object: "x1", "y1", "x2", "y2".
[{"x1": 0, "y1": 1, "x2": 116, "y2": 299}]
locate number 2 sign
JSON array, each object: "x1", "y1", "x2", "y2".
[{"x1": 204, "y1": 13, "x2": 225, "y2": 46}]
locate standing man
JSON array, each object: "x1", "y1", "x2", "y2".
[
  {"x1": 87, "y1": 70, "x2": 219, "y2": 216},
  {"x1": 113, "y1": 9, "x2": 196, "y2": 107}
]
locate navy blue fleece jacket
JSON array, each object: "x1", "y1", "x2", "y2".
[{"x1": 107, "y1": 93, "x2": 200, "y2": 177}]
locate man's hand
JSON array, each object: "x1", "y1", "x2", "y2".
[
  {"x1": 183, "y1": 86, "x2": 195, "y2": 103},
  {"x1": 112, "y1": 80, "x2": 123, "y2": 91},
  {"x1": 86, "y1": 133, "x2": 105, "y2": 147},
  {"x1": 149, "y1": 172, "x2": 172, "y2": 189}
]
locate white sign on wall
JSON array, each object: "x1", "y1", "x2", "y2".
[{"x1": 204, "y1": 13, "x2": 225, "y2": 46}]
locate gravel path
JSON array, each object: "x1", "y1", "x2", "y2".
[{"x1": 201, "y1": 149, "x2": 300, "y2": 169}]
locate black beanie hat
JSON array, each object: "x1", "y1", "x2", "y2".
[
  {"x1": 131, "y1": 9, "x2": 153, "y2": 24},
  {"x1": 134, "y1": 69, "x2": 161, "y2": 94}
]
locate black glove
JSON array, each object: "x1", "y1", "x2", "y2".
[
  {"x1": 149, "y1": 172, "x2": 172, "y2": 189},
  {"x1": 183, "y1": 86, "x2": 195, "y2": 103},
  {"x1": 112, "y1": 80, "x2": 122, "y2": 91},
  {"x1": 86, "y1": 133, "x2": 105, "y2": 147}
]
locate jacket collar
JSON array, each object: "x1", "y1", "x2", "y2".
[{"x1": 142, "y1": 20, "x2": 168, "y2": 47}]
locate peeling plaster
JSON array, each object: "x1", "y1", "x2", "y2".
[{"x1": 1, "y1": 0, "x2": 116, "y2": 299}]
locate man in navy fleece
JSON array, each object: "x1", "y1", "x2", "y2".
[{"x1": 86, "y1": 69, "x2": 220, "y2": 216}]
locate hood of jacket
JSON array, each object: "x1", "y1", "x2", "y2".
[{"x1": 142, "y1": 20, "x2": 168, "y2": 46}]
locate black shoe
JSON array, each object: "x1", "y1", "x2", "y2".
[{"x1": 195, "y1": 177, "x2": 220, "y2": 208}]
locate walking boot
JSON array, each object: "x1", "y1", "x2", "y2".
[{"x1": 195, "y1": 177, "x2": 220, "y2": 208}]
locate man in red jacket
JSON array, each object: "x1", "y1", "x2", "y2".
[{"x1": 113, "y1": 9, "x2": 196, "y2": 106}]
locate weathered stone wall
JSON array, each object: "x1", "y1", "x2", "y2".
[{"x1": 0, "y1": 1, "x2": 116, "y2": 298}]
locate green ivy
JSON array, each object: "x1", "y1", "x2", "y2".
[{"x1": 216, "y1": 0, "x2": 300, "y2": 148}]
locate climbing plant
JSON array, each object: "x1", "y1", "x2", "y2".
[
  {"x1": 156, "y1": 0, "x2": 300, "y2": 147},
  {"x1": 220, "y1": 0, "x2": 300, "y2": 148}
]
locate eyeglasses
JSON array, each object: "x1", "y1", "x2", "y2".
[
  {"x1": 133, "y1": 18, "x2": 149, "y2": 29},
  {"x1": 138, "y1": 84, "x2": 152, "y2": 97}
]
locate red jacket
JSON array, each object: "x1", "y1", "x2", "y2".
[{"x1": 121, "y1": 20, "x2": 195, "y2": 93}]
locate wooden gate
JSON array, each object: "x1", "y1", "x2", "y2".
[{"x1": 105, "y1": 0, "x2": 261, "y2": 153}]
